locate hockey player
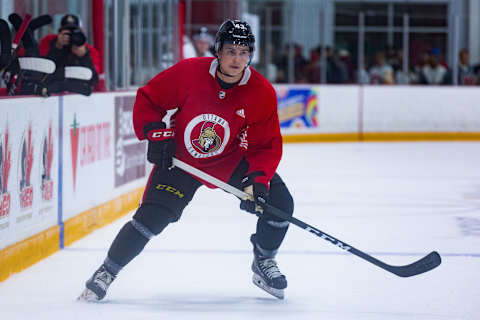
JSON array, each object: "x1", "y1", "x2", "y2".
[{"x1": 78, "y1": 19, "x2": 294, "y2": 301}]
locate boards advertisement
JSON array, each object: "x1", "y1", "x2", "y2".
[
  {"x1": 114, "y1": 96, "x2": 146, "y2": 188},
  {"x1": 0, "y1": 97, "x2": 58, "y2": 250},
  {"x1": 276, "y1": 85, "x2": 360, "y2": 135},
  {"x1": 62, "y1": 93, "x2": 147, "y2": 221},
  {"x1": 276, "y1": 86, "x2": 319, "y2": 129}
]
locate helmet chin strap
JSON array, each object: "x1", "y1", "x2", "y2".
[{"x1": 217, "y1": 64, "x2": 236, "y2": 78}]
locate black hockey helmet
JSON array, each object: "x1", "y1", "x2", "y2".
[{"x1": 214, "y1": 19, "x2": 255, "y2": 61}]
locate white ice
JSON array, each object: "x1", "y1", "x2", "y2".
[{"x1": 1, "y1": 142, "x2": 480, "y2": 320}]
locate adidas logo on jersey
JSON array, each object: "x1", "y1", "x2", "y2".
[{"x1": 236, "y1": 109, "x2": 245, "y2": 118}]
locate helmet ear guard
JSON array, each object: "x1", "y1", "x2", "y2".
[{"x1": 215, "y1": 19, "x2": 255, "y2": 64}]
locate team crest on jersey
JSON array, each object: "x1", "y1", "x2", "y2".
[
  {"x1": 192, "y1": 121, "x2": 221, "y2": 153},
  {"x1": 184, "y1": 114, "x2": 230, "y2": 158}
]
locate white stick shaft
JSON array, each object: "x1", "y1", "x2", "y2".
[{"x1": 172, "y1": 157, "x2": 248, "y2": 200}]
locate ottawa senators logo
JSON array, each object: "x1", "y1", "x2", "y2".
[
  {"x1": 184, "y1": 114, "x2": 230, "y2": 159},
  {"x1": 192, "y1": 121, "x2": 221, "y2": 154}
]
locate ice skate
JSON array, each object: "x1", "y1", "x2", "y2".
[
  {"x1": 77, "y1": 288, "x2": 101, "y2": 302},
  {"x1": 251, "y1": 255, "x2": 287, "y2": 299},
  {"x1": 77, "y1": 265, "x2": 116, "y2": 302}
]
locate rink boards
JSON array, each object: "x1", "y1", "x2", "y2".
[
  {"x1": 0, "y1": 93, "x2": 150, "y2": 281},
  {"x1": 1, "y1": 85, "x2": 480, "y2": 282},
  {"x1": 277, "y1": 85, "x2": 480, "y2": 142}
]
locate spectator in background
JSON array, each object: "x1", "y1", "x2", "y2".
[
  {"x1": 357, "y1": 57, "x2": 370, "y2": 84},
  {"x1": 39, "y1": 14, "x2": 99, "y2": 95},
  {"x1": 419, "y1": 48, "x2": 451, "y2": 85},
  {"x1": 304, "y1": 46, "x2": 350, "y2": 84},
  {"x1": 387, "y1": 47, "x2": 402, "y2": 80},
  {"x1": 394, "y1": 50, "x2": 416, "y2": 85},
  {"x1": 192, "y1": 27, "x2": 215, "y2": 57},
  {"x1": 458, "y1": 49, "x2": 477, "y2": 85},
  {"x1": 264, "y1": 43, "x2": 278, "y2": 83},
  {"x1": 369, "y1": 51, "x2": 394, "y2": 84},
  {"x1": 293, "y1": 43, "x2": 308, "y2": 82},
  {"x1": 275, "y1": 43, "x2": 307, "y2": 83},
  {"x1": 413, "y1": 51, "x2": 430, "y2": 84},
  {"x1": 338, "y1": 49, "x2": 354, "y2": 83},
  {"x1": 432, "y1": 47, "x2": 450, "y2": 70},
  {"x1": 304, "y1": 46, "x2": 322, "y2": 83},
  {"x1": 325, "y1": 46, "x2": 348, "y2": 84},
  {"x1": 385, "y1": 45, "x2": 400, "y2": 71},
  {"x1": 182, "y1": 35, "x2": 197, "y2": 59}
]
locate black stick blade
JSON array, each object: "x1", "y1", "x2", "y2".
[
  {"x1": 389, "y1": 251, "x2": 441, "y2": 277},
  {"x1": 0, "y1": 19, "x2": 12, "y2": 69},
  {"x1": 30, "y1": 15, "x2": 52, "y2": 30},
  {"x1": 0, "y1": 19, "x2": 11, "y2": 51},
  {"x1": 8, "y1": 13, "x2": 22, "y2": 30}
]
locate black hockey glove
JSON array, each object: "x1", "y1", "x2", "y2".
[
  {"x1": 240, "y1": 172, "x2": 268, "y2": 215},
  {"x1": 143, "y1": 122, "x2": 175, "y2": 170}
]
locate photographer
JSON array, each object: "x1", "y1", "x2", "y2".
[{"x1": 39, "y1": 14, "x2": 99, "y2": 95}]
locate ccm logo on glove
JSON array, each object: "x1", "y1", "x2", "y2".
[
  {"x1": 143, "y1": 122, "x2": 176, "y2": 170},
  {"x1": 148, "y1": 129, "x2": 175, "y2": 140}
]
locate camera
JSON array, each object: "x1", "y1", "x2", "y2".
[{"x1": 66, "y1": 28, "x2": 86, "y2": 46}]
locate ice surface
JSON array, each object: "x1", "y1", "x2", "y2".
[{"x1": 1, "y1": 142, "x2": 479, "y2": 320}]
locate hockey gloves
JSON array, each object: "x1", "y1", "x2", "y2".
[
  {"x1": 143, "y1": 122, "x2": 175, "y2": 170},
  {"x1": 240, "y1": 172, "x2": 268, "y2": 215}
]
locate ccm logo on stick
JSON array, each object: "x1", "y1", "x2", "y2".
[{"x1": 305, "y1": 226, "x2": 351, "y2": 251}]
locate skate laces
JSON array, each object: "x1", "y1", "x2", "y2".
[
  {"x1": 93, "y1": 268, "x2": 115, "y2": 291},
  {"x1": 258, "y1": 258, "x2": 283, "y2": 279}
]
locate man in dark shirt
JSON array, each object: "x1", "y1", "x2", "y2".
[{"x1": 39, "y1": 14, "x2": 99, "y2": 95}]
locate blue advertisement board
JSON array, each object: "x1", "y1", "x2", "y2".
[{"x1": 277, "y1": 87, "x2": 318, "y2": 129}]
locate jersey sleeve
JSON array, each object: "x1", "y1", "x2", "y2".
[
  {"x1": 245, "y1": 83, "x2": 282, "y2": 187},
  {"x1": 133, "y1": 61, "x2": 187, "y2": 140}
]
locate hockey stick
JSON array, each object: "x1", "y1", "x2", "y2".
[
  {"x1": 0, "y1": 13, "x2": 31, "y2": 71},
  {"x1": 10, "y1": 13, "x2": 32, "y2": 51},
  {"x1": 172, "y1": 157, "x2": 442, "y2": 277},
  {"x1": 1, "y1": 14, "x2": 32, "y2": 95},
  {"x1": 28, "y1": 14, "x2": 53, "y2": 31},
  {"x1": 9, "y1": 13, "x2": 51, "y2": 55}
]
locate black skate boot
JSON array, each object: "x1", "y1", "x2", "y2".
[
  {"x1": 250, "y1": 235, "x2": 287, "y2": 299},
  {"x1": 78, "y1": 264, "x2": 116, "y2": 302}
]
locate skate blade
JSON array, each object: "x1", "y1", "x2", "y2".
[
  {"x1": 77, "y1": 288, "x2": 100, "y2": 302},
  {"x1": 252, "y1": 273, "x2": 284, "y2": 300}
]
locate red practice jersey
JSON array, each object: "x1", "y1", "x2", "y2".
[{"x1": 133, "y1": 57, "x2": 282, "y2": 188}]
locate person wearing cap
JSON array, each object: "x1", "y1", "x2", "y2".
[
  {"x1": 38, "y1": 14, "x2": 99, "y2": 94},
  {"x1": 418, "y1": 48, "x2": 452, "y2": 85},
  {"x1": 193, "y1": 26, "x2": 215, "y2": 57}
]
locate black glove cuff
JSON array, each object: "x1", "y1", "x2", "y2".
[{"x1": 143, "y1": 121, "x2": 166, "y2": 138}]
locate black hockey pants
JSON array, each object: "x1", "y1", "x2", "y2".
[{"x1": 107, "y1": 158, "x2": 294, "y2": 269}]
